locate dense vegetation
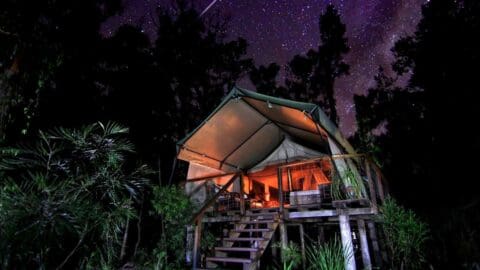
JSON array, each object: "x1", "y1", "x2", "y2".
[{"x1": 1, "y1": 0, "x2": 479, "y2": 269}]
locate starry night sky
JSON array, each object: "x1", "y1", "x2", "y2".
[{"x1": 103, "y1": 0, "x2": 426, "y2": 134}]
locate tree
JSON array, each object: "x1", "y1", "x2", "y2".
[
  {"x1": 286, "y1": 4, "x2": 349, "y2": 124},
  {"x1": 354, "y1": 0, "x2": 480, "y2": 267},
  {"x1": 249, "y1": 63, "x2": 288, "y2": 98},
  {"x1": 0, "y1": 122, "x2": 151, "y2": 269},
  {"x1": 0, "y1": 0, "x2": 122, "y2": 143},
  {"x1": 146, "y1": 1, "x2": 252, "y2": 182},
  {"x1": 380, "y1": 198, "x2": 429, "y2": 270}
]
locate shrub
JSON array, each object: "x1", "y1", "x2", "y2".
[
  {"x1": 380, "y1": 197, "x2": 429, "y2": 269},
  {"x1": 306, "y1": 237, "x2": 349, "y2": 270}
]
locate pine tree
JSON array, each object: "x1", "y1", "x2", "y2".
[{"x1": 286, "y1": 4, "x2": 350, "y2": 125}]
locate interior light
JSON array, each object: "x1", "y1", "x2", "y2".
[{"x1": 267, "y1": 100, "x2": 273, "y2": 109}]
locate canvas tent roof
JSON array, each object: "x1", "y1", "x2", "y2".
[
  {"x1": 249, "y1": 136, "x2": 326, "y2": 173},
  {"x1": 177, "y1": 86, "x2": 355, "y2": 175}
]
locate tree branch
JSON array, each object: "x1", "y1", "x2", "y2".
[
  {"x1": 0, "y1": 28, "x2": 16, "y2": 37},
  {"x1": 56, "y1": 226, "x2": 88, "y2": 270}
]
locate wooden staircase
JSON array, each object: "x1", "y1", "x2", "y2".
[{"x1": 206, "y1": 209, "x2": 279, "y2": 270}]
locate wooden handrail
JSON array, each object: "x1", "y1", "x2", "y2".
[
  {"x1": 190, "y1": 173, "x2": 239, "y2": 224},
  {"x1": 331, "y1": 153, "x2": 367, "y2": 159},
  {"x1": 186, "y1": 172, "x2": 237, "y2": 182},
  {"x1": 366, "y1": 156, "x2": 387, "y2": 202},
  {"x1": 186, "y1": 181, "x2": 208, "y2": 198}
]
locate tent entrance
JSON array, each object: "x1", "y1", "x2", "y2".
[
  {"x1": 185, "y1": 157, "x2": 335, "y2": 213},
  {"x1": 243, "y1": 158, "x2": 334, "y2": 209}
]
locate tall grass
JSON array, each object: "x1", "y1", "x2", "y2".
[
  {"x1": 380, "y1": 197, "x2": 429, "y2": 269},
  {"x1": 273, "y1": 241, "x2": 302, "y2": 270},
  {"x1": 306, "y1": 237, "x2": 350, "y2": 270}
]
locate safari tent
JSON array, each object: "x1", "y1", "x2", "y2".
[{"x1": 177, "y1": 87, "x2": 387, "y2": 270}]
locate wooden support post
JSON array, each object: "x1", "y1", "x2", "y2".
[
  {"x1": 192, "y1": 221, "x2": 203, "y2": 270},
  {"x1": 367, "y1": 221, "x2": 383, "y2": 269},
  {"x1": 365, "y1": 159, "x2": 377, "y2": 210},
  {"x1": 317, "y1": 224, "x2": 325, "y2": 245},
  {"x1": 271, "y1": 229, "x2": 278, "y2": 258},
  {"x1": 372, "y1": 164, "x2": 385, "y2": 202},
  {"x1": 240, "y1": 174, "x2": 246, "y2": 215},
  {"x1": 279, "y1": 222, "x2": 288, "y2": 259},
  {"x1": 339, "y1": 212, "x2": 356, "y2": 270},
  {"x1": 357, "y1": 219, "x2": 372, "y2": 270},
  {"x1": 186, "y1": 225, "x2": 194, "y2": 266},
  {"x1": 287, "y1": 168, "x2": 293, "y2": 191},
  {"x1": 277, "y1": 167, "x2": 284, "y2": 215},
  {"x1": 299, "y1": 224, "x2": 306, "y2": 270}
]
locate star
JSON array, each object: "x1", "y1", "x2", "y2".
[{"x1": 102, "y1": 0, "x2": 424, "y2": 135}]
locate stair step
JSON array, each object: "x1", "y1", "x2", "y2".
[
  {"x1": 206, "y1": 257, "x2": 253, "y2": 264},
  {"x1": 238, "y1": 220, "x2": 274, "y2": 224},
  {"x1": 235, "y1": 228, "x2": 273, "y2": 233},
  {"x1": 222, "y1": 237, "x2": 266, "y2": 241},
  {"x1": 215, "y1": 247, "x2": 260, "y2": 252},
  {"x1": 246, "y1": 212, "x2": 278, "y2": 217}
]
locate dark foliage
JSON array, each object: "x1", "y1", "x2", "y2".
[
  {"x1": 249, "y1": 63, "x2": 288, "y2": 98},
  {"x1": 285, "y1": 4, "x2": 350, "y2": 124},
  {"x1": 354, "y1": 0, "x2": 480, "y2": 268}
]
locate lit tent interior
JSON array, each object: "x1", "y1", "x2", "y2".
[{"x1": 177, "y1": 86, "x2": 361, "y2": 208}]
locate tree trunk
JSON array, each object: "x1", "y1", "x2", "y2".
[{"x1": 120, "y1": 218, "x2": 130, "y2": 260}]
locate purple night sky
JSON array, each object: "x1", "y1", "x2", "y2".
[{"x1": 102, "y1": 0, "x2": 425, "y2": 134}]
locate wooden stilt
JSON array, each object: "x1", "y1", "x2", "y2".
[
  {"x1": 357, "y1": 219, "x2": 372, "y2": 270},
  {"x1": 299, "y1": 224, "x2": 306, "y2": 270},
  {"x1": 186, "y1": 225, "x2": 194, "y2": 266},
  {"x1": 271, "y1": 230, "x2": 278, "y2": 258},
  {"x1": 367, "y1": 221, "x2": 383, "y2": 269},
  {"x1": 279, "y1": 222, "x2": 288, "y2": 248},
  {"x1": 279, "y1": 222, "x2": 288, "y2": 262},
  {"x1": 192, "y1": 222, "x2": 203, "y2": 270},
  {"x1": 287, "y1": 168, "x2": 293, "y2": 191},
  {"x1": 317, "y1": 224, "x2": 325, "y2": 245},
  {"x1": 240, "y1": 174, "x2": 246, "y2": 215},
  {"x1": 365, "y1": 159, "x2": 377, "y2": 210},
  {"x1": 371, "y1": 164, "x2": 385, "y2": 202},
  {"x1": 339, "y1": 212, "x2": 356, "y2": 270},
  {"x1": 277, "y1": 167, "x2": 284, "y2": 215}
]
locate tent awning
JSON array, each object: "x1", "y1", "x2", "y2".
[{"x1": 177, "y1": 87, "x2": 355, "y2": 174}]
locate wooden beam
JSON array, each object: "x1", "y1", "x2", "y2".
[
  {"x1": 240, "y1": 174, "x2": 246, "y2": 215},
  {"x1": 186, "y1": 225, "x2": 194, "y2": 266},
  {"x1": 339, "y1": 212, "x2": 356, "y2": 270},
  {"x1": 278, "y1": 167, "x2": 284, "y2": 215},
  {"x1": 202, "y1": 215, "x2": 241, "y2": 223},
  {"x1": 367, "y1": 221, "x2": 383, "y2": 269},
  {"x1": 186, "y1": 180, "x2": 208, "y2": 198},
  {"x1": 287, "y1": 168, "x2": 293, "y2": 192},
  {"x1": 288, "y1": 209, "x2": 337, "y2": 219},
  {"x1": 331, "y1": 153, "x2": 366, "y2": 159},
  {"x1": 279, "y1": 157, "x2": 327, "y2": 169},
  {"x1": 371, "y1": 164, "x2": 385, "y2": 202},
  {"x1": 186, "y1": 172, "x2": 236, "y2": 182},
  {"x1": 192, "y1": 222, "x2": 202, "y2": 270},
  {"x1": 365, "y1": 159, "x2": 377, "y2": 210},
  {"x1": 287, "y1": 207, "x2": 376, "y2": 219},
  {"x1": 299, "y1": 224, "x2": 306, "y2": 270},
  {"x1": 279, "y1": 222, "x2": 288, "y2": 255},
  {"x1": 190, "y1": 173, "x2": 239, "y2": 224},
  {"x1": 357, "y1": 219, "x2": 372, "y2": 270},
  {"x1": 317, "y1": 224, "x2": 325, "y2": 245},
  {"x1": 180, "y1": 145, "x2": 240, "y2": 171},
  {"x1": 367, "y1": 156, "x2": 387, "y2": 201}
]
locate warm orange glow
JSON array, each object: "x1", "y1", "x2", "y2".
[{"x1": 244, "y1": 161, "x2": 332, "y2": 207}]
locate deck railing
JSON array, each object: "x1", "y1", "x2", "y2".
[
  {"x1": 275, "y1": 154, "x2": 387, "y2": 215},
  {"x1": 185, "y1": 154, "x2": 387, "y2": 219}
]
